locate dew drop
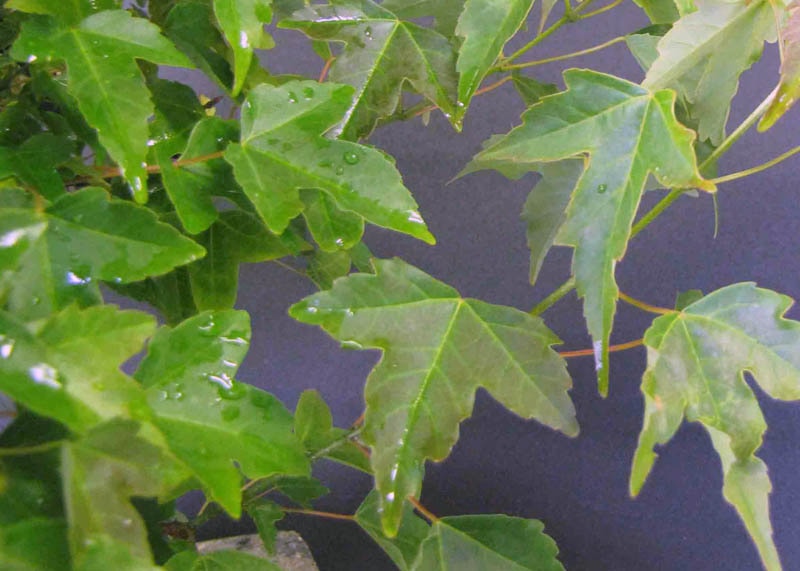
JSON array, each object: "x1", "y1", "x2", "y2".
[
  {"x1": 239, "y1": 31, "x2": 250, "y2": 49},
  {"x1": 596, "y1": 183, "x2": 607, "y2": 194},
  {"x1": 65, "y1": 271, "x2": 92, "y2": 286},
  {"x1": 340, "y1": 340, "x2": 363, "y2": 350},
  {"x1": 343, "y1": 151, "x2": 359, "y2": 165},
  {"x1": 27, "y1": 55, "x2": 37, "y2": 63},
  {"x1": 221, "y1": 405, "x2": 241, "y2": 421},
  {"x1": 28, "y1": 363, "x2": 61, "y2": 389},
  {"x1": 267, "y1": 138, "x2": 280, "y2": 146},
  {"x1": 302, "y1": 86, "x2": 315, "y2": 99},
  {"x1": 198, "y1": 318, "x2": 216, "y2": 336},
  {"x1": 218, "y1": 382, "x2": 247, "y2": 401},
  {"x1": 0, "y1": 335, "x2": 14, "y2": 359},
  {"x1": 335, "y1": 166, "x2": 344, "y2": 175},
  {"x1": 306, "y1": 306, "x2": 318, "y2": 314},
  {"x1": 385, "y1": 492, "x2": 395, "y2": 502},
  {"x1": 364, "y1": 26, "x2": 373, "y2": 39},
  {"x1": 288, "y1": 91, "x2": 298, "y2": 103}
]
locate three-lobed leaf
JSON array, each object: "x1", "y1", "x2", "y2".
[
  {"x1": 291, "y1": 258, "x2": 577, "y2": 535},
  {"x1": 282, "y1": 1, "x2": 459, "y2": 139},
  {"x1": 225, "y1": 80, "x2": 435, "y2": 243},
  {"x1": 135, "y1": 310, "x2": 309, "y2": 517},
  {"x1": 11, "y1": 9, "x2": 193, "y2": 202},
  {"x1": 631, "y1": 283, "x2": 800, "y2": 571},
  {"x1": 469, "y1": 69, "x2": 711, "y2": 395}
]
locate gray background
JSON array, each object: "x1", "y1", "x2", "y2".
[{"x1": 169, "y1": 5, "x2": 800, "y2": 570}]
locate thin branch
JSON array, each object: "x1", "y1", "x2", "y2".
[
  {"x1": 618, "y1": 291, "x2": 673, "y2": 315},
  {"x1": 576, "y1": 0, "x2": 626, "y2": 20},
  {"x1": 529, "y1": 277, "x2": 576, "y2": 316},
  {"x1": 710, "y1": 144, "x2": 800, "y2": 185},
  {"x1": 559, "y1": 338, "x2": 644, "y2": 359},
  {"x1": 351, "y1": 412, "x2": 365, "y2": 428},
  {"x1": 319, "y1": 57, "x2": 335, "y2": 82},
  {"x1": 474, "y1": 75, "x2": 514, "y2": 96},
  {"x1": 408, "y1": 496, "x2": 439, "y2": 523},
  {"x1": 282, "y1": 508, "x2": 355, "y2": 522},
  {"x1": 500, "y1": 36, "x2": 626, "y2": 71}
]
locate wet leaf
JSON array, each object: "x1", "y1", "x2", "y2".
[
  {"x1": 5, "y1": 0, "x2": 118, "y2": 25},
  {"x1": 213, "y1": 0, "x2": 274, "y2": 96},
  {"x1": 469, "y1": 69, "x2": 711, "y2": 394},
  {"x1": 760, "y1": 6, "x2": 800, "y2": 131},
  {"x1": 135, "y1": 310, "x2": 309, "y2": 517},
  {"x1": 631, "y1": 283, "x2": 800, "y2": 571},
  {"x1": 643, "y1": 0, "x2": 777, "y2": 144},
  {"x1": 413, "y1": 515, "x2": 564, "y2": 571},
  {"x1": 301, "y1": 189, "x2": 364, "y2": 252},
  {"x1": 11, "y1": 10, "x2": 193, "y2": 201},
  {"x1": 631, "y1": 0, "x2": 680, "y2": 24},
  {"x1": 381, "y1": 0, "x2": 466, "y2": 37},
  {"x1": 225, "y1": 80, "x2": 435, "y2": 243},
  {"x1": 62, "y1": 419, "x2": 190, "y2": 571},
  {"x1": 294, "y1": 389, "x2": 371, "y2": 472},
  {"x1": 187, "y1": 210, "x2": 301, "y2": 310},
  {"x1": 163, "y1": 0, "x2": 234, "y2": 91},
  {"x1": 355, "y1": 491, "x2": 429, "y2": 571},
  {"x1": 282, "y1": 1, "x2": 458, "y2": 139},
  {"x1": 0, "y1": 134, "x2": 72, "y2": 200},
  {"x1": 1, "y1": 187, "x2": 204, "y2": 320},
  {"x1": 0, "y1": 305, "x2": 155, "y2": 432},
  {"x1": 455, "y1": 0, "x2": 535, "y2": 119},
  {"x1": 290, "y1": 258, "x2": 577, "y2": 535}
]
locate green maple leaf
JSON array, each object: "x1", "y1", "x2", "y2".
[
  {"x1": 0, "y1": 305, "x2": 156, "y2": 432},
  {"x1": 760, "y1": 5, "x2": 800, "y2": 130},
  {"x1": 10, "y1": 9, "x2": 193, "y2": 202},
  {"x1": 413, "y1": 515, "x2": 564, "y2": 571},
  {"x1": 631, "y1": 283, "x2": 800, "y2": 571},
  {"x1": 224, "y1": 80, "x2": 435, "y2": 244},
  {"x1": 135, "y1": 310, "x2": 309, "y2": 517},
  {"x1": 0, "y1": 134, "x2": 73, "y2": 200},
  {"x1": 455, "y1": 0, "x2": 536, "y2": 120},
  {"x1": 281, "y1": 1, "x2": 458, "y2": 139},
  {"x1": 63, "y1": 419, "x2": 190, "y2": 571},
  {"x1": 642, "y1": 0, "x2": 778, "y2": 144},
  {"x1": 468, "y1": 69, "x2": 711, "y2": 395},
  {"x1": 0, "y1": 187, "x2": 204, "y2": 320},
  {"x1": 381, "y1": 0, "x2": 466, "y2": 37},
  {"x1": 291, "y1": 258, "x2": 577, "y2": 536},
  {"x1": 212, "y1": 0, "x2": 274, "y2": 96}
]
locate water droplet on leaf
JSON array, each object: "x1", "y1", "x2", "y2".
[
  {"x1": 218, "y1": 382, "x2": 247, "y2": 401},
  {"x1": 288, "y1": 91, "x2": 298, "y2": 103},
  {"x1": 596, "y1": 184, "x2": 607, "y2": 194},
  {"x1": 343, "y1": 151, "x2": 359, "y2": 165},
  {"x1": 303, "y1": 87, "x2": 315, "y2": 99}
]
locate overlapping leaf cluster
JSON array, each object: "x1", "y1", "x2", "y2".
[{"x1": 1, "y1": 0, "x2": 800, "y2": 569}]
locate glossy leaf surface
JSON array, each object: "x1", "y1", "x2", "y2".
[
  {"x1": 413, "y1": 515, "x2": 564, "y2": 571},
  {"x1": 225, "y1": 81, "x2": 434, "y2": 243},
  {"x1": 0, "y1": 306, "x2": 154, "y2": 432},
  {"x1": 643, "y1": 0, "x2": 776, "y2": 144},
  {"x1": 282, "y1": 1, "x2": 458, "y2": 138},
  {"x1": 135, "y1": 310, "x2": 309, "y2": 517},
  {"x1": 291, "y1": 258, "x2": 577, "y2": 535},
  {"x1": 631, "y1": 283, "x2": 800, "y2": 571},
  {"x1": 1, "y1": 187, "x2": 203, "y2": 319},
  {"x1": 355, "y1": 491, "x2": 429, "y2": 571},
  {"x1": 470, "y1": 69, "x2": 710, "y2": 394},
  {"x1": 213, "y1": 0, "x2": 274, "y2": 96},
  {"x1": 760, "y1": 6, "x2": 800, "y2": 130},
  {"x1": 11, "y1": 10, "x2": 192, "y2": 201},
  {"x1": 455, "y1": 0, "x2": 535, "y2": 118}
]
